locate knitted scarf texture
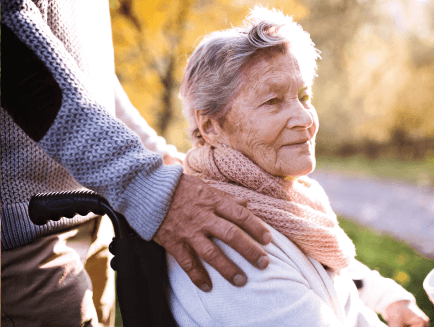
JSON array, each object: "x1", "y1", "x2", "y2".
[{"x1": 185, "y1": 145, "x2": 356, "y2": 273}]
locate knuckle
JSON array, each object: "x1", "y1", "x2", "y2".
[
  {"x1": 210, "y1": 193, "x2": 225, "y2": 208},
  {"x1": 227, "y1": 203, "x2": 250, "y2": 225},
  {"x1": 190, "y1": 207, "x2": 206, "y2": 222},
  {"x1": 176, "y1": 247, "x2": 198, "y2": 272},
  {"x1": 180, "y1": 258, "x2": 196, "y2": 272},
  {"x1": 224, "y1": 224, "x2": 241, "y2": 241},
  {"x1": 199, "y1": 243, "x2": 219, "y2": 262}
]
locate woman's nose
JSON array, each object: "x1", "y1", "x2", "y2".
[{"x1": 285, "y1": 100, "x2": 314, "y2": 129}]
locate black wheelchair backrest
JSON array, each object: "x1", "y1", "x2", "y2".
[{"x1": 29, "y1": 190, "x2": 178, "y2": 327}]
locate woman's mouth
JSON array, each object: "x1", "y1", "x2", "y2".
[{"x1": 282, "y1": 140, "x2": 310, "y2": 149}]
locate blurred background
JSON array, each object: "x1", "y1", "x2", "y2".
[
  {"x1": 109, "y1": 0, "x2": 434, "y2": 323},
  {"x1": 110, "y1": 0, "x2": 434, "y2": 169}
]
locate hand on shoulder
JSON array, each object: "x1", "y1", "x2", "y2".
[{"x1": 153, "y1": 173, "x2": 272, "y2": 291}]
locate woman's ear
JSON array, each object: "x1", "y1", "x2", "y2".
[{"x1": 195, "y1": 110, "x2": 225, "y2": 147}]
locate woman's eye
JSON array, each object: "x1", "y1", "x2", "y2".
[
  {"x1": 264, "y1": 98, "x2": 282, "y2": 105},
  {"x1": 299, "y1": 94, "x2": 310, "y2": 102}
]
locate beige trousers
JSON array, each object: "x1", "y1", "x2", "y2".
[{"x1": 1, "y1": 216, "x2": 116, "y2": 327}]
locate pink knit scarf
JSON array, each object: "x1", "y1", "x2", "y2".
[{"x1": 185, "y1": 145, "x2": 356, "y2": 272}]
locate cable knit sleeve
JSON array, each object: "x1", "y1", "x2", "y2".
[{"x1": 2, "y1": 0, "x2": 183, "y2": 240}]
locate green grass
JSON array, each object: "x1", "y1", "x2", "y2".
[
  {"x1": 114, "y1": 217, "x2": 434, "y2": 326},
  {"x1": 338, "y1": 216, "x2": 434, "y2": 323},
  {"x1": 316, "y1": 154, "x2": 434, "y2": 187},
  {"x1": 115, "y1": 300, "x2": 122, "y2": 327}
]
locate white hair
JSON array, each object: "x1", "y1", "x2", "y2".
[{"x1": 180, "y1": 6, "x2": 321, "y2": 145}]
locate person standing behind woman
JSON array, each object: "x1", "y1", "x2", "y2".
[
  {"x1": 1, "y1": 1, "x2": 273, "y2": 326},
  {"x1": 167, "y1": 6, "x2": 430, "y2": 327}
]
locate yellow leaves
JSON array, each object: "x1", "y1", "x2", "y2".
[
  {"x1": 165, "y1": 116, "x2": 191, "y2": 151},
  {"x1": 112, "y1": 16, "x2": 138, "y2": 48},
  {"x1": 122, "y1": 74, "x2": 163, "y2": 126},
  {"x1": 343, "y1": 30, "x2": 410, "y2": 142},
  {"x1": 248, "y1": 0, "x2": 310, "y2": 21},
  {"x1": 319, "y1": 17, "x2": 434, "y2": 145},
  {"x1": 132, "y1": 1, "x2": 163, "y2": 30},
  {"x1": 392, "y1": 65, "x2": 434, "y2": 138},
  {"x1": 111, "y1": 0, "x2": 434, "y2": 154}
]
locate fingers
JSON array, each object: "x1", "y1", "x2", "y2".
[
  {"x1": 168, "y1": 242, "x2": 213, "y2": 292},
  {"x1": 155, "y1": 174, "x2": 272, "y2": 292},
  {"x1": 209, "y1": 217, "x2": 269, "y2": 270},
  {"x1": 215, "y1": 193, "x2": 272, "y2": 246},
  {"x1": 190, "y1": 234, "x2": 248, "y2": 287},
  {"x1": 166, "y1": 232, "x2": 250, "y2": 290},
  {"x1": 233, "y1": 197, "x2": 248, "y2": 207}
]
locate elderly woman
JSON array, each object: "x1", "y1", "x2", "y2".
[{"x1": 166, "y1": 7, "x2": 430, "y2": 327}]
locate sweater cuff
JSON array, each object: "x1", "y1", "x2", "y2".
[{"x1": 117, "y1": 164, "x2": 184, "y2": 241}]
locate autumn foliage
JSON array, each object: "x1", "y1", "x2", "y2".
[{"x1": 111, "y1": 0, "x2": 434, "y2": 159}]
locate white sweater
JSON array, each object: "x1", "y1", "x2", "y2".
[{"x1": 167, "y1": 224, "x2": 415, "y2": 326}]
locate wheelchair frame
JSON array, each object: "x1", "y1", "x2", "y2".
[{"x1": 29, "y1": 190, "x2": 178, "y2": 327}]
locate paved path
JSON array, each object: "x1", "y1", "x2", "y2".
[{"x1": 310, "y1": 170, "x2": 434, "y2": 259}]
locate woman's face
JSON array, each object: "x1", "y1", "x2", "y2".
[{"x1": 214, "y1": 50, "x2": 319, "y2": 177}]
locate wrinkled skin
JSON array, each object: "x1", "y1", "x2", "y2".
[
  {"x1": 170, "y1": 48, "x2": 316, "y2": 291},
  {"x1": 197, "y1": 49, "x2": 318, "y2": 178},
  {"x1": 180, "y1": 48, "x2": 318, "y2": 290},
  {"x1": 154, "y1": 173, "x2": 272, "y2": 291},
  {"x1": 194, "y1": 48, "x2": 430, "y2": 323}
]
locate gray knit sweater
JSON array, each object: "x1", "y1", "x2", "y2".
[{"x1": 1, "y1": 0, "x2": 183, "y2": 250}]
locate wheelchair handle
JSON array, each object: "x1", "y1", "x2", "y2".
[
  {"x1": 29, "y1": 190, "x2": 131, "y2": 239},
  {"x1": 28, "y1": 190, "x2": 177, "y2": 327}
]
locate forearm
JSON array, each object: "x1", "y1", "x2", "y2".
[
  {"x1": 38, "y1": 105, "x2": 183, "y2": 240},
  {"x1": 2, "y1": 1, "x2": 183, "y2": 240}
]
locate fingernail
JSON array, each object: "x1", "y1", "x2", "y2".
[
  {"x1": 263, "y1": 232, "x2": 272, "y2": 244},
  {"x1": 257, "y1": 255, "x2": 269, "y2": 269},
  {"x1": 233, "y1": 274, "x2": 246, "y2": 286},
  {"x1": 200, "y1": 284, "x2": 211, "y2": 292}
]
